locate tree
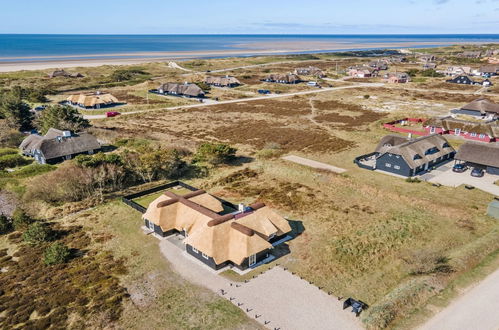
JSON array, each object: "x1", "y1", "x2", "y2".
[
  {"x1": 23, "y1": 222, "x2": 51, "y2": 244},
  {"x1": 406, "y1": 69, "x2": 420, "y2": 77},
  {"x1": 35, "y1": 105, "x2": 90, "y2": 134},
  {"x1": 12, "y1": 208, "x2": 34, "y2": 231},
  {"x1": 0, "y1": 120, "x2": 25, "y2": 148},
  {"x1": 0, "y1": 92, "x2": 32, "y2": 130},
  {"x1": 44, "y1": 242, "x2": 71, "y2": 265},
  {"x1": 122, "y1": 148, "x2": 186, "y2": 183},
  {"x1": 0, "y1": 214, "x2": 12, "y2": 235},
  {"x1": 194, "y1": 142, "x2": 237, "y2": 165}
]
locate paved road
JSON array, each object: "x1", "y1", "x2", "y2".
[
  {"x1": 419, "y1": 267, "x2": 499, "y2": 330},
  {"x1": 282, "y1": 155, "x2": 347, "y2": 174},
  {"x1": 83, "y1": 82, "x2": 385, "y2": 120},
  {"x1": 159, "y1": 235, "x2": 362, "y2": 330}
]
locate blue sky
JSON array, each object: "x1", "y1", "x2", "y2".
[{"x1": 1, "y1": 0, "x2": 498, "y2": 34}]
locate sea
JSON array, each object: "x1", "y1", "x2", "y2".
[{"x1": 1, "y1": 34, "x2": 499, "y2": 62}]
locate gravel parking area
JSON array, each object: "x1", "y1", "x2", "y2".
[
  {"x1": 159, "y1": 236, "x2": 362, "y2": 330},
  {"x1": 424, "y1": 165, "x2": 499, "y2": 196}
]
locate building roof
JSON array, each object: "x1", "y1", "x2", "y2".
[
  {"x1": 425, "y1": 116, "x2": 498, "y2": 137},
  {"x1": 158, "y1": 82, "x2": 205, "y2": 97},
  {"x1": 143, "y1": 190, "x2": 291, "y2": 265},
  {"x1": 205, "y1": 76, "x2": 241, "y2": 86},
  {"x1": 294, "y1": 66, "x2": 325, "y2": 76},
  {"x1": 480, "y1": 65, "x2": 499, "y2": 73},
  {"x1": 461, "y1": 98, "x2": 499, "y2": 115},
  {"x1": 375, "y1": 134, "x2": 455, "y2": 169},
  {"x1": 20, "y1": 129, "x2": 100, "y2": 160},
  {"x1": 455, "y1": 142, "x2": 499, "y2": 168},
  {"x1": 263, "y1": 74, "x2": 301, "y2": 83},
  {"x1": 67, "y1": 93, "x2": 119, "y2": 107}
]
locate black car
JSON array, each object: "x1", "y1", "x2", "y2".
[
  {"x1": 452, "y1": 163, "x2": 467, "y2": 173},
  {"x1": 471, "y1": 168, "x2": 484, "y2": 177}
]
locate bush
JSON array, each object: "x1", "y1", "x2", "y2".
[
  {"x1": 0, "y1": 154, "x2": 31, "y2": 170},
  {"x1": 12, "y1": 208, "x2": 34, "y2": 231},
  {"x1": 44, "y1": 242, "x2": 71, "y2": 265},
  {"x1": 194, "y1": 142, "x2": 237, "y2": 165},
  {"x1": 23, "y1": 222, "x2": 51, "y2": 244},
  {"x1": 0, "y1": 214, "x2": 12, "y2": 234},
  {"x1": 363, "y1": 95, "x2": 370, "y2": 99},
  {"x1": 405, "y1": 177, "x2": 421, "y2": 183},
  {"x1": 420, "y1": 69, "x2": 444, "y2": 77}
]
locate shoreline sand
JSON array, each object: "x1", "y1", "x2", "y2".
[{"x1": 0, "y1": 40, "x2": 491, "y2": 73}]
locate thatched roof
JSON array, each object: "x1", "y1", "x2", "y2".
[
  {"x1": 49, "y1": 69, "x2": 83, "y2": 78},
  {"x1": 67, "y1": 93, "x2": 119, "y2": 107},
  {"x1": 480, "y1": 65, "x2": 499, "y2": 74},
  {"x1": 20, "y1": 129, "x2": 100, "y2": 160},
  {"x1": 158, "y1": 82, "x2": 205, "y2": 97},
  {"x1": 294, "y1": 66, "x2": 325, "y2": 77},
  {"x1": 461, "y1": 98, "x2": 499, "y2": 115},
  {"x1": 455, "y1": 142, "x2": 499, "y2": 167},
  {"x1": 143, "y1": 190, "x2": 291, "y2": 265},
  {"x1": 205, "y1": 76, "x2": 241, "y2": 86},
  {"x1": 425, "y1": 116, "x2": 498, "y2": 137},
  {"x1": 375, "y1": 134, "x2": 455, "y2": 169},
  {"x1": 263, "y1": 74, "x2": 301, "y2": 83}
]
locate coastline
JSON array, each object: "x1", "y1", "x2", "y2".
[{"x1": 0, "y1": 40, "x2": 489, "y2": 73}]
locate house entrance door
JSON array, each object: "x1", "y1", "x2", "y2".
[{"x1": 249, "y1": 254, "x2": 256, "y2": 267}]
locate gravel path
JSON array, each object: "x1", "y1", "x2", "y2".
[
  {"x1": 159, "y1": 237, "x2": 362, "y2": 330},
  {"x1": 0, "y1": 190, "x2": 16, "y2": 217},
  {"x1": 419, "y1": 267, "x2": 499, "y2": 330},
  {"x1": 282, "y1": 155, "x2": 347, "y2": 174}
]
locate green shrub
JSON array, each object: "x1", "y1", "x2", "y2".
[
  {"x1": 0, "y1": 154, "x2": 31, "y2": 170},
  {"x1": 44, "y1": 242, "x2": 70, "y2": 265},
  {"x1": 363, "y1": 95, "x2": 370, "y2": 99},
  {"x1": 405, "y1": 177, "x2": 421, "y2": 183},
  {"x1": 23, "y1": 222, "x2": 51, "y2": 244},
  {"x1": 0, "y1": 148, "x2": 18, "y2": 157},
  {"x1": 0, "y1": 214, "x2": 12, "y2": 234},
  {"x1": 12, "y1": 208, "x2": 34, "y2": 231},
  {"x1": 194, "y1": 142, "x2": 237, "y2": 165}
]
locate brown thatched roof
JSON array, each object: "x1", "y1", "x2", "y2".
[
  {"x1": 67, "y1": 93, "x2": 119, "y2": 107},
  {"x1": 425, "y1": 116, "x2": 498, "y2": 137},
  {"x1": 158, "y1": 82, "x2": 205, "y2": 97},
  {"x1": 461, "y1": 98, "x2": 499, "y2": 115},
  {"x1": 375, "y1": 134, "x2": 455, "y2": 169},
  {"x1": 143, "y1": 190, "x2": 291, "y2": 266},
  {"x1": 263, "y1": 74, "x2": 301, "y2": 83},
  {"x1": 455, "y1": 142, "x2": 499, "y2": 167},
  {"x1": 294, "y1": 66, "x2": 325, "y2": 77},
  {"x1": 205, "y1": 76, "x2": 241, "y2": 86}
]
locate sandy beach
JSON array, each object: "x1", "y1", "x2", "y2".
[{"x1": 0, "y1": 40, "x2": 484, "y2": 73}]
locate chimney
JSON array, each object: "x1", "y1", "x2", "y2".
[
  {"x1": 238, "y1": 203, "x2": 246, "y2": 213},
  {"x1": 408, "y1": 133, "x2": 413, "y2": 140}
]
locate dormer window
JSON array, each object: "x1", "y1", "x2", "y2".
[
  {"x1": 413, "y1": 154, "x2": 422, "y2": 160},
  {"x1": 425, "y1": 147, "x2": 439, "y2": 155},
  {"x1": 442, "y1": 142, "x2": 450, "y2": 148}
]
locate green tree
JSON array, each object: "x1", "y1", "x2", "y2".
[
  {"x1": 194, "y1": 142, "x2": 237, "y2": 165},
  {"x1": 0, "y1": 92, "x2": 32, "y2": 130},
  {"x1": 0, "y1": 214, "x2": 12, "y2": 235},
  {"x1": 12, "y1": 208, "x2": 34, "y2": 231},
  {"x1": 44, "y1": 242, "x2": 71, "y2": 265},
  {"x1": 23, "y1": 222, "x2": 51, "y2": 244},
  {"x1": 35, "y1": 105, "x2": 90, "y2": 134}
]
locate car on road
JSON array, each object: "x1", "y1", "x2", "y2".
[
  {"x1": 452, "y1": 163, "x2": 467, "y2": 173},
  {"x1": 258, "y1": 89, "x2": 271, "y2": 95},
  {"x1": 106, "y1": 111, "x2": 121, "y2": 118},
  {"x1": 471, "y1": 167, "x2": 484, "y2": 177}
]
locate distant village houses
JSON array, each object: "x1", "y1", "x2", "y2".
[
  {"x1": 368, "y1": 60, "x2": 389, "y2": 70},
  {"x1": 204, "y1": 76, "x2": 241, "y2": 88},
  {"x1": 66, "y1": 92, "x2": 120, "y2": 109},
  {"x1": 294, "y1": 66, "x2": 326, "y2": 78},
  {"x1": 20, "y1": 128, "x2": 100, "y2": 164},
  {"x1": 445, "y1": 75, "x2": 492, "y2": 87},
  {"x1": 262, "y1": 73, "x2": 301, "y2": 84},
  {"x1": 347, "y1": 66, "x2": 378, "y2": 78},
  {"x1": 383, "y1": 72, "x2": 410, "y2": 83},
  {"x1": 460, "y1": 51, "x2": 482, "y2": 58},
  {"x1": 48, "y1": 69, "x2": 84, "y2": 78},
  {"x1": 155, "y1": 82, "x2": 205, "y2": 98}
]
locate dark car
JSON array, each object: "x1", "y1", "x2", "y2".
[
  {"x1": 452, "y1": 163, "x2": 467, "y2": 173},
  {"x1": 471, "y1": 168, "x2": 484, "y2": 177},
  {"x1": 258, "y1": 89, "x2": 271, "y2": 95}
]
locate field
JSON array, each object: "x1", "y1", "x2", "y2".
[{"x1": 2, "y1": 46, "x2": 499, "y2": 329}]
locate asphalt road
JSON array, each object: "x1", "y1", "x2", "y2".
[{"x1": 419, "y1": 267, "x2": 499, "y2": 330}]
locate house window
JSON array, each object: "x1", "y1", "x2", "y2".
[
  {"x1": 395, "y1": 155, "x2": 400, "y2": 159},
  {"x1": 455, "y1": 128, "x2": 461, "y2": 135},
  {"x1": 202, "y1": 253, "x2": 209, "y2": 260},
  {"x1": 425, "y1": 147, "x2": 439, "y2": 155},
  {"x1": 414, "y1": 154, "x2": 422, "y2": 160},
  {"x1": 385, "y1": 163, "x2": 392, "y2": 168},
  {"x1": 192, "y1": 247, "x2": 198, "y2": 253},
  {"x1": 470, "y1": 132, "x2": 477, "y2": 137},
  {"x1": 479, "y1": 134, "x2": 486, "y2": 139},
  {"x1": 430, "y1": 126, "x2": 436, "y2": 133},
  {"x1": 394, "y1": 165, "x2": 401, "y2": 170},
  {"x1": 442, "y1": 142, "x2": 450, "y2": 148}
]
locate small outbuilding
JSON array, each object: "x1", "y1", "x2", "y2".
[{"x1": 455, "y1": 142, "x2": 499, "y2": 175}]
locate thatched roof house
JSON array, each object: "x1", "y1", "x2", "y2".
[
  {"x1": 143, "y1": 189, "x2": 292, "y2": 270},
  {"x1": 372, "y1": 134, "x2": 455, "y2": 177},
  {"x1": 20, "y1": 128, "x2": 100, "y2": 164},
  {"x1": 294, "y1": 66, "x2": 326, "y2": 78},
  {"x1": 205, "y1": 76, "x2": 241, "y2": 87},
  {"x1": 157, "y1": 82, "x2": 205, "y2": 98},
  {"x1": 262, "y1": 73, "x2": 301, "y2": 84},
  {"x1": 48, "y1": 69, "x2": 83, "y2": 78},
  {"x1": 479, "y1": 65, "x2": 499, "y2": 75},
  {"x1": 425, "y1": 116, "x2": 499, "y2": 142},
  {"x1": 460, "y1": 51, "x2": 482, "y2": 58},
  {"x1": 347, "y1": 66, "x2": 378, "y2": 78},
  {"x1": 66, "y1": 92, "x2": 119, "y2": 109},
  {"x1": 455, "y1": 142, "x2": 499, "y2": 174},
  {"x1": 452, "y1": 98, "x2": 499, "y2": 118}
]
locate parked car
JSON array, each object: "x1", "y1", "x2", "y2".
[
  {"x1": 452, "y1": 163, "x2": 467, "y2": 173},
  {"x1": 307, "y1": 81, "x2": 318, "y2": 86},
  {"x1": 471, "y1": 167, "x2": 484, "y2": 177},
  {"x1": 106, "y1": 111, "x2": 121, "y2": 118},
  {"x1": 258, "y1": 89, "x2": 271, "y2": 95}
]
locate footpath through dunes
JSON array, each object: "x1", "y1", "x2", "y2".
[{"x1": 159, "y1": 236, "x2": 363, "y2": 330}]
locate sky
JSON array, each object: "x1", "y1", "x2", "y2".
[{"x1": 1, "y1": 0, "x2": 498, "y2": 34}]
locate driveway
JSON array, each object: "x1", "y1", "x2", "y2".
[
  {"x1": 419, "y1": 267, "x2": 499, "y2": 330},
  {"x1": 159, "y1": 236, "x2": 362, "y2": 330},
  {"x1": 423, "y1": 164, "x2": 499, "y2": 196},
  {"x1": 282, "y1": 155, "x2": 347, "y2": 174}
]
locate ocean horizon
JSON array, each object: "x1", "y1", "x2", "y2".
[{"x1": 1, "y1": 34, "x2": 499, "y2": 61}]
